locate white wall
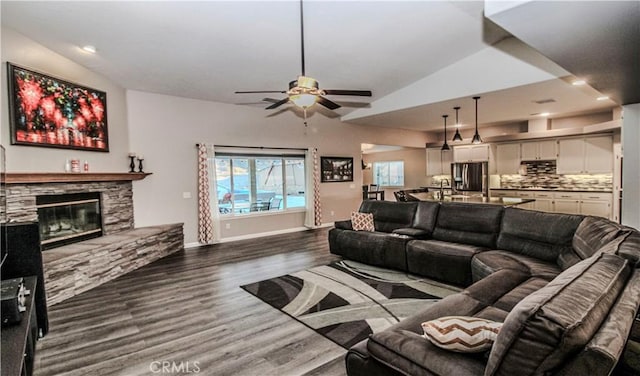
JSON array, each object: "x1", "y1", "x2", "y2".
[
  {"x1": 550, "y1": 111, "x2": 612, "y2": 129},
  {"x1": 1, "y1": 27, "x2": 129, "y2": 171},
  {"x1": 126, "y1": 90, "x2": 430, "y2": 244}
]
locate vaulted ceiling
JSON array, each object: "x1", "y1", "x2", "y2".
[{"x1": 3, "y1": 1, "x2": 633, "y2": 132}]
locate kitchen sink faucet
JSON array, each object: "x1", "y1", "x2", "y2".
[{"x1": 440, "y1": 178, "x2": 450, "y2": 200}]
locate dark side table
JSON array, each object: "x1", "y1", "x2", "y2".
[{"x1": 1, "y1": 276, "x2": 38, "y2": 376}]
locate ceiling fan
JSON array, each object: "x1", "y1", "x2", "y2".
[{"x1": 235, "y1": 0, "x2": 372, "y2": 121}]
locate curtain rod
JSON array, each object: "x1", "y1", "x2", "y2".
[{"x1": 195, "y1": 144, "x2": 308, "y2": 151}]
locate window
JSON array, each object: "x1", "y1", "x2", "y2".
[
  {"x1": 373, "y1": 161, "x2": 404, "y2": 187},
  {"x1": 213, "y1": 152, "x2": 306, "y2": 215}
]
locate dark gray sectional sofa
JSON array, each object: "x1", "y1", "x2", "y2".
[{"x1": 329, "y1": 200, "x2": 640, "y2": 375}]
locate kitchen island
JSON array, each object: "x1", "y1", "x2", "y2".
[{"x1": 409, "y1": 192, "x2": 535, "y2": 207}]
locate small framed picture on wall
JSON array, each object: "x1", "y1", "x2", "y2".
[{"x1": 321, "y1": 156, "x2": 354, "y2": 183}]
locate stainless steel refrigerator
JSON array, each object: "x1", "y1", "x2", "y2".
[{"x1": 451, "y1": 162, "x2": 488, "y2": 196}]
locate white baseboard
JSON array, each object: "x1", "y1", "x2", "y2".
[{"x1": 184, "y1": 222, "x2": 335, "y2": 250}]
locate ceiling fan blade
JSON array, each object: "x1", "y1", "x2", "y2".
[
  {"x1": 335, "y1": 101, "x2": 371, "y2": 108},
  {"x1": 262, "y1": 98, "x2": 281, "y2": 103},
  {"x1": 317, "y1": 96, "x2": 341, "y2": 110},
  {"x1": 236, "y1": 90, "x2": 287, "y2": 94},
  {"x1": 323, "y1": 89, "x2": 372, "y2": 97},
  {"x1": 266, "y1": 98, "x2": 290, "y2": 110}
]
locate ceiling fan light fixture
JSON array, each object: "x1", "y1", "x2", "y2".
[
  {"x1": 290, "y1": 93, "x2": 317, "y2": 108},
  {"x1": 471, "y1": 96, "x2": 482, "y2": 144},
  {"x1": 296, "y1": 76, "x2": 319, "y2": 90},
  {"x1": 452, "y1": 106, "x2": 462, "y2": 142}
]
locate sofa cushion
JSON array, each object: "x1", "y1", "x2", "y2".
[
  {"x1": 422, "y1": 316, "x2": 502, "y2": 353},
  {"x1": 333, "y1": 219, "x2": 353, "y2": 231},
  {"x1": 556, "y1": 270, "x2": 640, "y2": 376},
  {"x1": 368, "y1": 329, "x2": 488, "y2": 376},
  {"x1": 366, "y1": 292, "x2": 490, "y2": 376},
  {"x1": 471, "y1": 250, "x2": 561, "y2": 282},
  {"x1": 497, "y1": 208, "x2": 583, "y2": 263},
  {"x1": 485, "y1": 252, "x2": 631, "y2": 376},
  {"x1": 572, "y1": 216, "x2": 626, "y2": 259},
  {"x1": 359, "y1": 200, "x2": 418, "y2": 233},
  {"x1": 616, "y1": 230, "x2": 640, "y2": 266},
  {"x1": 407, "y1": 240, "x2": 487, "y2": 286},
  {"x1": 331, "y1": 230, "x2": 412, "y2": 271},
  {"x1": 432, "y1": 203, "x2": 504, "y2": 249},
  {"x1": 463, "y1": 268, "x2": 549, "y2": 320},
  {"x1": 351, "y1": 212, "x2": 375, "y2": 231},
  {"x1": 365, "y1": 270, "x2": 535, "y2": 376},
  {"x1": 411, "y1": 201, "x2": 440, "y2": 234}
]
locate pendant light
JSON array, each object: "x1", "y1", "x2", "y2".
[
  {"x1": 441, "y1": 115, "x2": 450, "y2": 151},
  {"x1": 452, "y1": 106, "x2": 462, "y2": 142},
  {"x1": 471, "y1": 96, "x2": 482, "y2": 144}
]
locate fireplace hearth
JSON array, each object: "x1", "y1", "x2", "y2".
[{"x1": 36, "y1": 192, "x2": 102, "y2": 250}]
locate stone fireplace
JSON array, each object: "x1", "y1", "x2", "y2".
[
  {"x1": 5, "y1": 175, "x2": 134, "y2": 233},
  {"x1": 37, "y1": 192, "x2": 102, "y2": 250},
  {"x1": 2, "y1": 172, "x2": 184, "y2": 305}
]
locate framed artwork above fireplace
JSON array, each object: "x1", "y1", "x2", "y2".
[{"x1": 7, "y1": 62, "x2": 109, "y2": 152}]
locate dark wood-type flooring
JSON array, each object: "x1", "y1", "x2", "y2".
[{"x1": 35, "y1": 228, "x2": 348, "y2": 376}]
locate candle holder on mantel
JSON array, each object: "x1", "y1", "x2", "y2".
[
  {"x1": 137, "y1": 157, "x2": 145, "y2": 173},
  {"x1": 129, "y1": 155, "x2": 136, "y2": 173}
]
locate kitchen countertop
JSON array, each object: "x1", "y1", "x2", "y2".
[
  {"x1": 409, "y1": 192, "x2": 535, "y2": 206},
  {"x1": 490, "y1": 188, "x2": 612, "y2": 193}
]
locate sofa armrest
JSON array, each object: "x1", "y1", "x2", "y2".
[
  {"x1": 393, "y1": 227, "x2": 430, "y2": 239},
  {"x1": 334, "y1": 220, "x2": 353, "y2": 230}
]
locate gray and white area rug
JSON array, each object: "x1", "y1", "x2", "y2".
[{"x1": 240, "y1": 260, "x2": 461, "y2": 349}]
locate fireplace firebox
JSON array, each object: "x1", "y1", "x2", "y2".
[{"x1": 36, "y1": 192, "x2": 102, "y2": 250}]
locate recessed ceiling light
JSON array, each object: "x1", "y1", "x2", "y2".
[
  {"x1": 539, "y1": 112, "x2": 550, "y2": 117},
  {"x1": 597, "y1": 96, "x2": 610, "y2": 101},
  {"x1": 82, "y1": 45, "x2": 97, "y2": 54},
  {"x1": 572, "y1": 79, "x2": 586, "y2": 86}
]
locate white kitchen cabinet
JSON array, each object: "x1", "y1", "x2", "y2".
[
  {"x1": 584, "y1": 136, "x2": 613, "y2": 173},
  {"x1": 426, "y1": 148, "x2": 453, "y2": 176},
  {"x1": 496, "y1": 143, "x2": 521, "y2": 175},
  {"x1": 516, "y1": 191, "x2": 535, "y2": 210},
  {"x1": 471, "y1": 145, "x2": 490, "y2": 161},
  {"x1": 557, "y1": 136, "x2": 613, "y2": 174},
  {"x1": 557, "y1": 138, "x2": 585, "y2": 174},
  {"x1": 579, "y1": 192, "x2": 612, "y2": 219},
  {"x1": 520, "y1": 142, "x2": 537, "y2": 161},
  {"x1": 538, "y1": 140, "x2": 558, "y2": 160},
  {"x1": 453, "y1": 145, "x2": 490, "y2": 162},
  {"x1": 553, "y1": 192, "x2": 581, "y2": 215},
  {"x1": 520, "y1": 140, "x2": 557, "y2": 161},
  {"x1": 534, "y1": 192, "x2": 554, "y2": 212}
]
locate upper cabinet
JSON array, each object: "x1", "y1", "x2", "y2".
[
  {"x1": 584, "y1": 136, "x2": 614, "y2": 173},
  {"x1": 496, "y1": 143, "x2": 521, "y2": 175},
  {"x1": 453, "y1": 145, "x2": 490, "y2": 162},
  {"x1": 426, "y1": 148, "x2": 453, "y2": 176},
  {"x1": 557, "y1": 135, "x2": 613, "y2": 174},
  {"x1": 520, "y1": 140, "x2": 557, "y2": 161}
]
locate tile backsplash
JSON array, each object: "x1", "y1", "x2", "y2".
[{"x1": 499, "y1": 160, "x2": 612, "y2": 190}]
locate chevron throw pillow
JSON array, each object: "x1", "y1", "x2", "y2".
[
  {"x1": 422, "y1": 316, "x2": 502, "y2": 353},
  {"x1": 351, "y1": 212, "x2": 375, "y2": 231}
]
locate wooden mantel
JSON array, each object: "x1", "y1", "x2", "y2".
[{"x1": 2, "y1": 172, "x2": 152, "y2": 184}]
